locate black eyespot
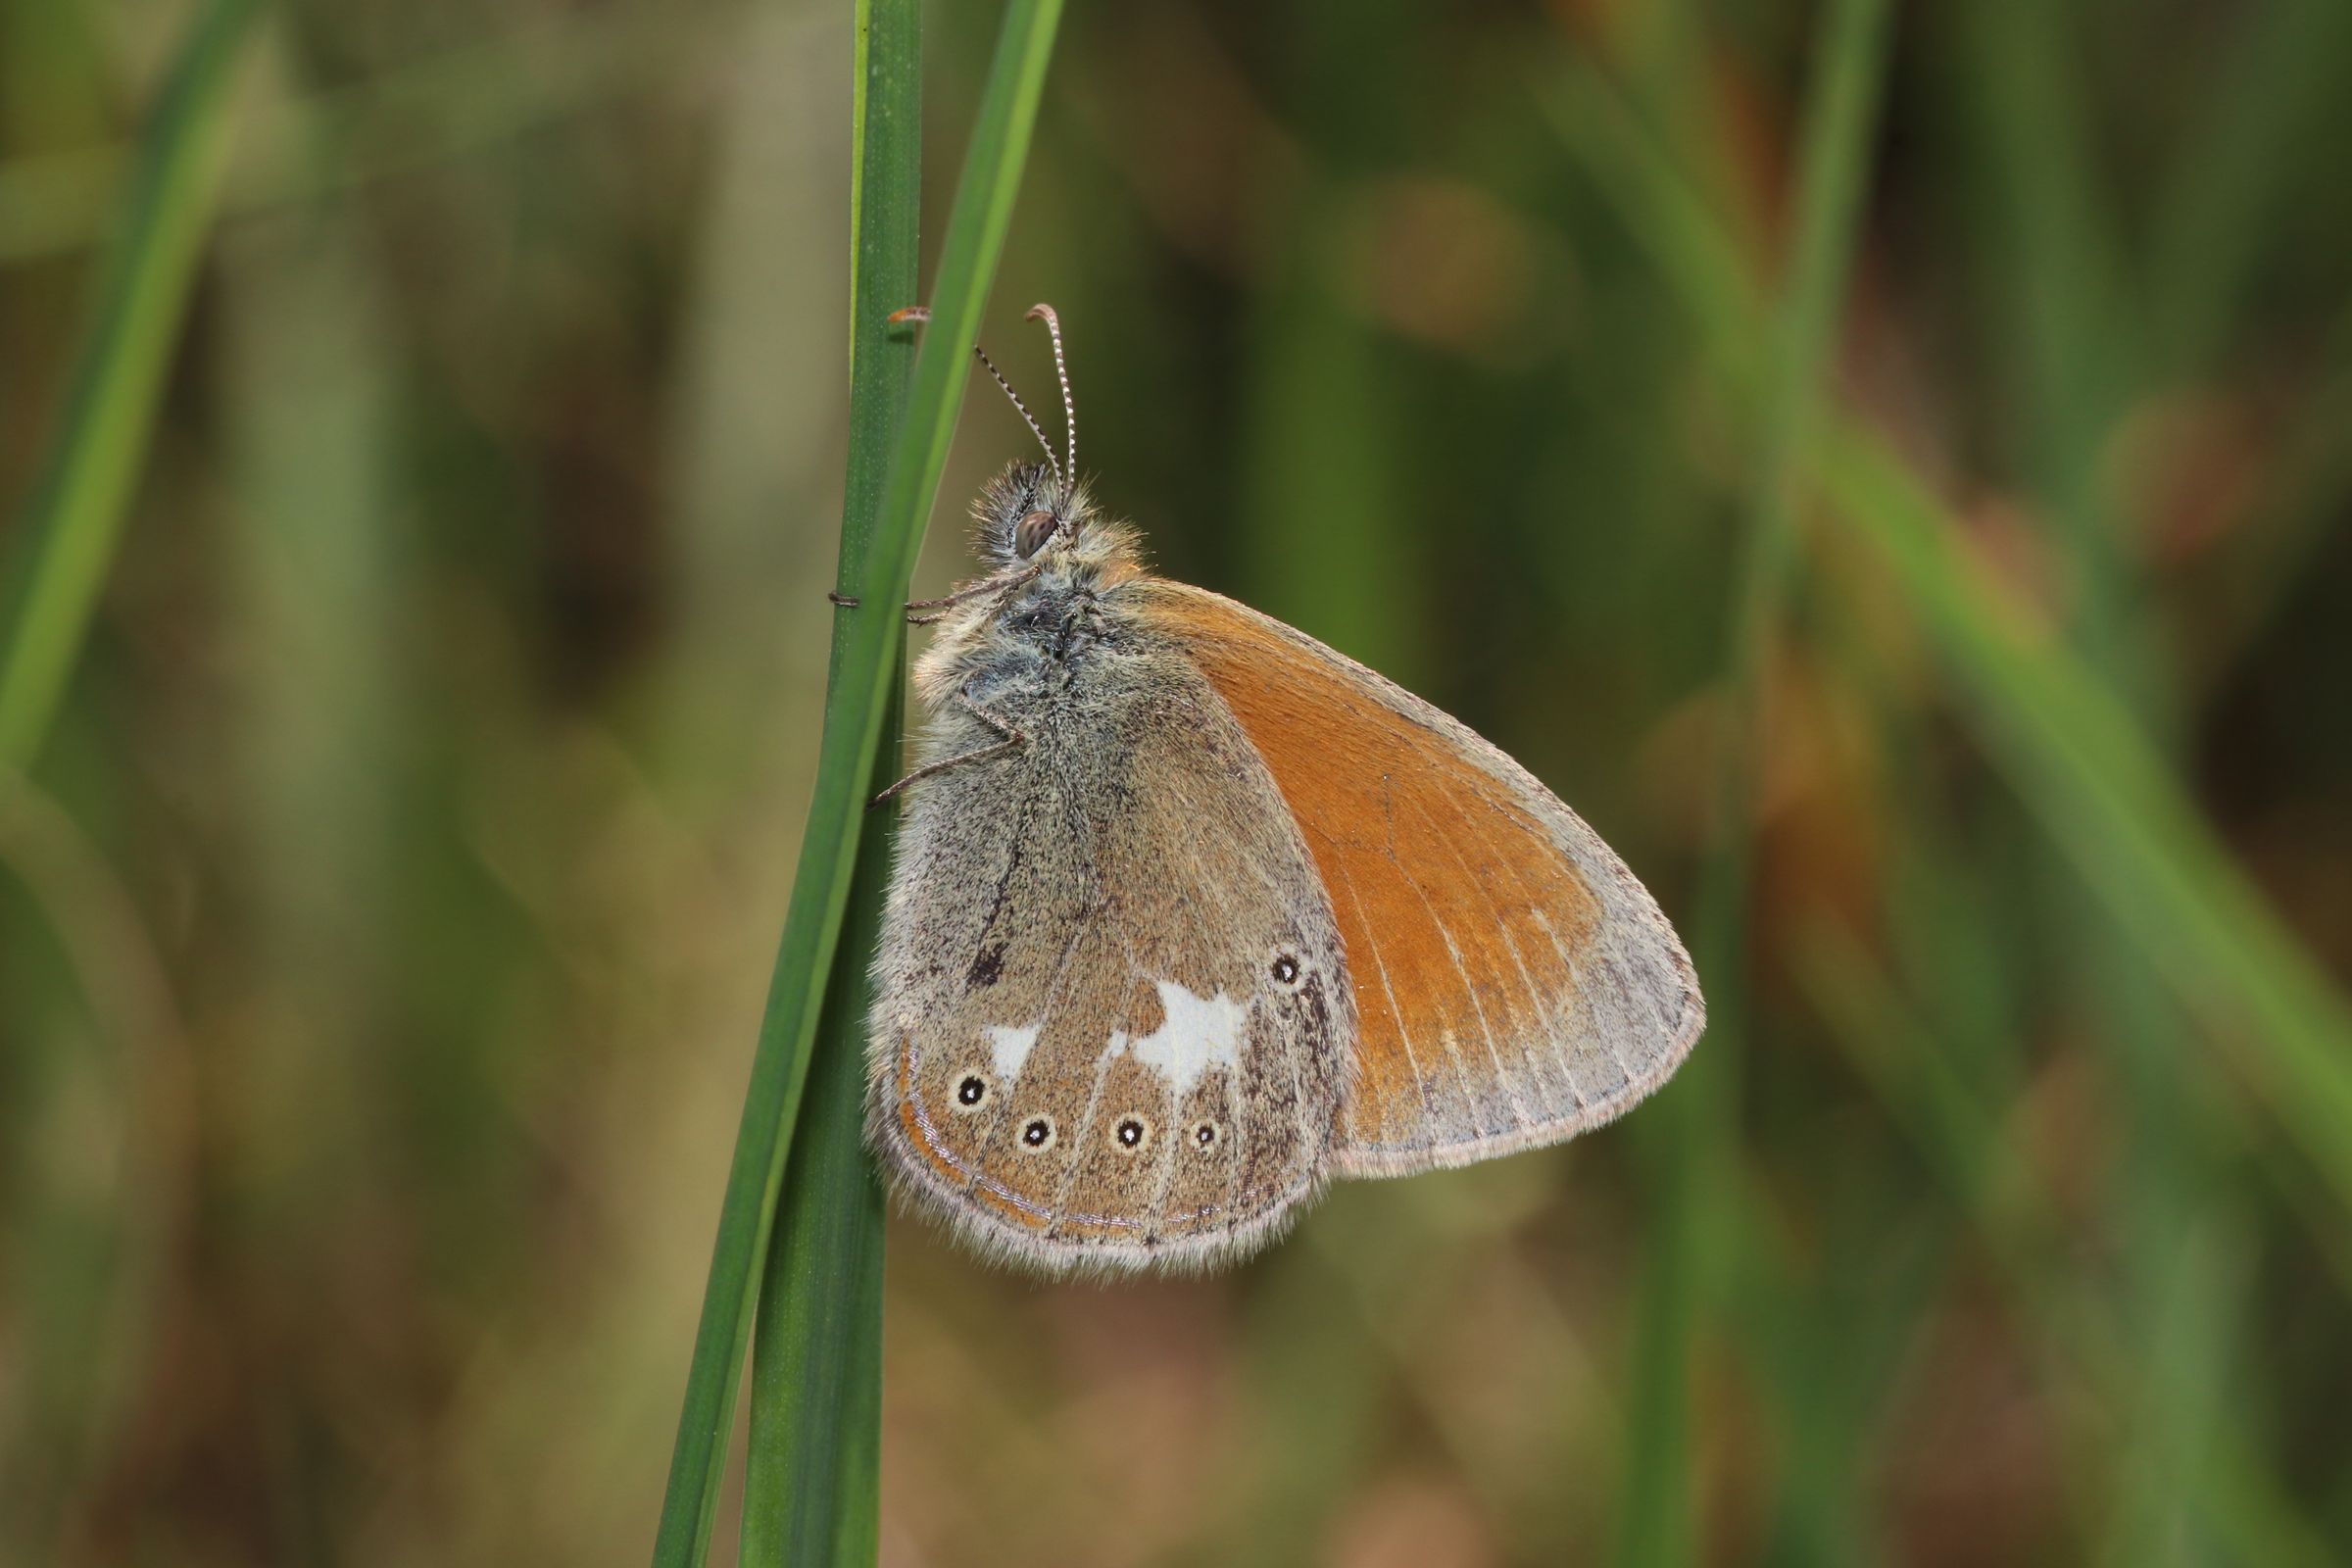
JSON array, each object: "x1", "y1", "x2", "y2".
[
  {"x1": 1113, "y1": 1115, "x2": 1151, "y2": 1151},
  {"x1": 1193, "y1": 1120, "x2": 1221, "y2": 1151},
  {"x1": 956, "y1": 1076, "x2": 987, "y2": 1105},
  {"x1": 1013, "y1": 508, "x2": 1058, "y2": 559},
  {"x1": 1020, "y1": 1116, "x2": 1056, "y2": 1151},
  {"x1": 1271, "y1": 953, "x2": 1300, "y2": 986}
]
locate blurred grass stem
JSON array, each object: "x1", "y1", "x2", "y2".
[
  {"x1": 1616, "y1": 1, "x2": 1892, "y2": 1560},
  {"x1": 1549, "y1": 4, "x2": 2352, "y2": 1221}
]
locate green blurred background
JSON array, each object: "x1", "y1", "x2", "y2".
[{"x1": 6, "y1": 0, "x2": 2352, "y2": 1563}]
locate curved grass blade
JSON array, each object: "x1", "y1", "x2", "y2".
[
  {"x1": 1815, "y1": 428, "x2": 2352, "y2": 1200},
  {"x1": 738, "y1": 0, "x2": 919, "y2": 1562},
  {"x1": 0, "y1": 0, "x2": 262, "y2": 769},
  {"x1": 648, "y1": 2, "x2": 1065, "y2": 1564}
]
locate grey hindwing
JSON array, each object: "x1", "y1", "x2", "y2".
[{"x1": 866, "y1": 623, "x2": 1353, "y2": 1276}]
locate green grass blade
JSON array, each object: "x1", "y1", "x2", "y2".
[
  {"x1": 743, "y1": 740, "x2": 895, "y2": 1565},
  {"x1": 648, "y1": 1, "x2": 1064, "y2": 1563},
  {"x1": 0, "y1": 0, "x2": 261, "y2": 769},
  {"x1": 1615, "y1": 3, "x2": 1892, "y2": 1561},
  {"x1": 738, "y1": 0, "x2": 918, "y2": 1562}
]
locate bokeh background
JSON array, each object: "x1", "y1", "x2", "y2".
[{"x1": 6, "y1": 0, "x2": 2352, "y2": 1563}]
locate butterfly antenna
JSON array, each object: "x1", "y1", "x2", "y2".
[
  {"x1": 1025, "y1": 303, "x2": 1075, "y2": 481},
  {"x1": 973, "y1": 345, "x2": 1062, "y2": 481},
  {"x1": 888, "y1": 304, "x2": 1061, "y2": 481}
]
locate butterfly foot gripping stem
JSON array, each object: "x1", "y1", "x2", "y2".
[{"x1": 828, "y1": 590, "x2": 860, "y2": 609}]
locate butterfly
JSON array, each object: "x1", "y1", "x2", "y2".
[{"x1": 860, "y1": 305, "x2": 1701, "y2": 1276}]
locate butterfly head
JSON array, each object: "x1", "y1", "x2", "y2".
[
  {"x1": 975, "y1": 460, "x2": 1098, "y2": 566},
  {"x1": 954, "y1": 303, "x2": 1137, "y2": 571}
]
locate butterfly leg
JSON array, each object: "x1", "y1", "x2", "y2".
[
  {"x1": 830, "y1": 571, "x2": 1024, "y2": 618},
  {"x1": 906, "y1": 565, "x2": 1042, "y2": 625},
  {"x1": 868, "y1": 696, "x2": 1026, "y2": 808}
]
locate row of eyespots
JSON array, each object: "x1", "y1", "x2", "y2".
[
  {"x1": 952, "y1": 1074, "x2": 1223, "y2": 1154},
  {"x1": 1014, "y1": 1113, "x2": 1223, "y2": 1154}
]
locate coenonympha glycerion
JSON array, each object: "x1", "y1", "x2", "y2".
[{"x1": 863, "y1": 306, "x2": 1702, "y2": 1275}]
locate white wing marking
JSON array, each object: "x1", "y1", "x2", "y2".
[
  {"x1": 988, "y1": 1022, "x2": 1044, "y2": 1082},
  {"x1": 1108, "y1": 979, "x2": 1246, "y2": 1096}
]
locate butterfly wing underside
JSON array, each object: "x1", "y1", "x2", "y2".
[
  {"x1": 1133, "y1": 581, "x2": 1703, "y2": 1178},
  {"x1": 868, "y1": 641, "x2": 1351, "y2": 1273}
]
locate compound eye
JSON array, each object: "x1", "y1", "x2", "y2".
[{"x1": 1012, "y1": 509, "x2": 1059, "y2": 559}]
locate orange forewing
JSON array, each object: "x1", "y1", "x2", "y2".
[{"x1": 1134, "y1": 582, "x2": 1670, "y2": 1174}]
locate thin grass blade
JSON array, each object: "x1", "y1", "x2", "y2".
[
  {"x1": 648, "y1": 2, "x2": 1065, "y2": 1563},
  {"x1": 0, "y1": 0, "x2": 262, "y2": 769},
  {"x1": 738, "y1": 0, "x2": 918, "y2": 1561},
  {"x1": 743, "y1": 740, "x2": 895, "y2": 1565}
]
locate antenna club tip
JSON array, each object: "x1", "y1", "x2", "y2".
[
  {"x1": 1023, "y1": 303, "x2": 1059, "y2": 325},
  {"x1": 886, "y1": 305, "x2": 931, "y2": 324}
]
